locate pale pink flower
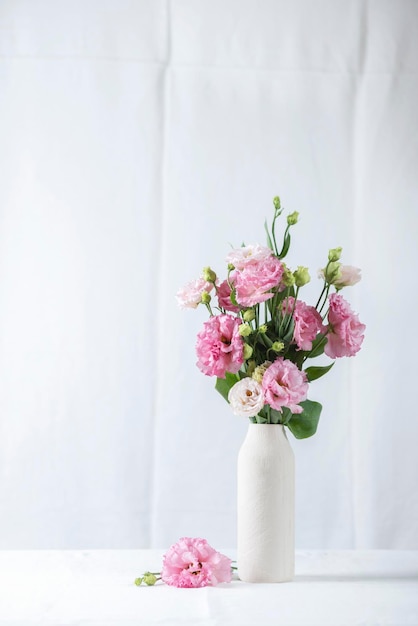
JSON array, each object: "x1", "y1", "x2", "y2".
[
  {"x1": 226, "y1": 244, "x2": 273, "y2": 270},
  {"x1": 234, "y1": 256, "x2": 284, "y2": 307},
  {"x1": 217, "y1": 275, "x2": 240, "y2": 313},
  {"x1": 282, "y1": 297, "x2": 324, "y2": 351},
  {"x1": 176, "y1": 278, "x2": 214, "y2": 309},
  {"x1": 228, "y1": 378, "x2": 265, "y2": 417},
  {"x1": 196, "y1": 314, "x2": 244, "y2": 378},
  {"x1": 324, "y1": 293, "x2": 365, "y2": 358},
  {"x1": 334, "y1": 265, "x2": 362, "y2": 289},
  {"x1": 161, "y1": 537, "x2": 232, "y2": 588},
  {"x1": 262, "y1": 357, "x2": 308, "y2": 414}
]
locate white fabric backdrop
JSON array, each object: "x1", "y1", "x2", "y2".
[{"x1": 0, "y1": 0, "x2": 417, "y2": 550}]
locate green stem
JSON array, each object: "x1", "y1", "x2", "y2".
[
  {"x1": 318, "y1": 286, "x2": 330, "y2": 315},
  {"x1": 315, "y1": 282, "x2": 328, "y2": 310},
  {"x1": 284, "y1": 286, "x2": 299, "y2": 334}
]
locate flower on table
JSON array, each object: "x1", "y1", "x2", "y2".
[
  {"x1": 262, "y1": 358, "x2": 308, "y2": 414},
  {"x1": 161, "y1": 538, "x2": 232, "y2": 588},
  {"x1": 228, "y1": 378, "x2": 265, "y2": 417},
  {"x1": 196, "y1": 314, "x2": 244, "y2": 378},
  {"x1": 324, "y1": 293, "x2": 365, "y2": 359}
]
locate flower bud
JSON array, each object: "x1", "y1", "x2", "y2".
[
  {"x1": 243, "y1": 344, "x2": 253, "y2": 360},
  {"x1": 201, "y1": 291, "x2": 211, "y2": 304},
  {"x1": 324, "y1": 261, "x2": 342, "y2": 284},
  {"x1": 287, "y1": 211, "x2": 299, "y2": 226},
  {"x1": 202, "y1": 266, "x2": 216, "y2": 282},
  {"x1": 293, "y1": 266, "x2": 310, "y2": 287},
  {"x1": 243, "y1": 309, "x2": 255, "y2": 322},
  {"x1": 281, "y1": 265, "x2": 295, "y2": 287},
  {"x1": 143, "y1": 573, "x2": 157, "y2": 586},
  {"x1": 328, "y1": 247, "x2": 342, "y2": 262},
  {"x1": 134, "y1": 577, "x2": 143, "y2": 586},
  {"x1": 273, "y1": 196, "x2": 281, "y2": 210},
  {"x1": 258, "y1": 324, "x2": 268, "y2": 334},
  {"x1": 271, "y1": 341, "x2": 284, "y2": 352},
  {"x1": 246, "y1": 360, "x2": 256, "y2": 376},
  {"x1": 252, "y1": 361, "x2": 272, "y2": 383},
  {"x1": 227, "y1": 263, "x2": 235, "y2": 271},
  {"x1": 238, "y1": 323, "x2": 252, "y2": 337}
]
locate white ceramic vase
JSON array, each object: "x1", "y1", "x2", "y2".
[{"x1": 237, "y1": 423, "x2": 295, "y2": 583}]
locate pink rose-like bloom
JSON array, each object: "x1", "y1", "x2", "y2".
[
  {"x1": 334, "y1": 265, "x2": 362, "y2": 289},
  {"x1": 196, "y1": 314, "x2": 244, "y2": 378},
  {"x1": 324, "y1": 293, "x2": 366, "y2": 358},
  {"x1": 262, "y1": 357, "x2": 308, "y2": 414},
  {"x1": 176, "y1": 277, "x2": 214, "y2": 309},
  {"x1": 226, "y1": 244, "x2": 273, "y2": 270},
  {"x1": 161, "y1": 537, "x2": 232, "y2": 588},
  {"x1": 217, "y1": 275, "x2": 240, "y2": 313},
  {"x1": 282, "y1": 297, "x2": 324, "y2": 351},
  {"x1": 234, "y1": 256, "x2": 284, "y2": 307}
]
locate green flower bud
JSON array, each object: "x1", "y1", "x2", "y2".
[
  {"x1": 281, "y1": 265, "x2": 295, "y2": 287},
  {"x1": 227, "y1": 263, "x2": 235, "y2": 271},
  {"x1": 238, "y1": 323, "x2": 252, "y2": 337},
  {"x1": 243, "y1": 309, "x2": 255, "y2": 322},
  {"x1": 258, "y1": 324, "x2": 268, "y2": 334},
  {"x1": 134, "y1": 577, "x2": 143, "y2": 586},
  {"x1": 143, "y1": 573, "x2": 157, "y2": 586},
  {"x1": 252, "y1": 361, "x2": 272, "y2": 383},
  {"x1": 287, "y1": 211, "x2": 299, "y2": 226},
  {"x1": 246, "y1": 360, "x2": 256, "y2": 376},
  {"x1": 293, "y1": 266, "x2": 310, "y2": 287},
  {"x1": 324, "y1": 261, "x2": 342, "y2": 284},
  {"x1": 201, "y1": 291, "x2": 211, "y2": 304},
  {"x1": 243, "y1": 344, "x2": 253, "y2": 360},
  {"x1": 202, "y1": 266, "x2": 216, "y2": 282},
  {"x1": 328, "y1": 247, "x2": 342, "y2": 262},
  {"x1": 271, "y1": 341, "x2": 285, "y2": 352},
  {"x1": 273, "y1": 196, "x2": 281, "y2": 210}
]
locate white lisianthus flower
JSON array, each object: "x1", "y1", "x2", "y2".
[
  {"x1": 334, "y1": 265, "x2": 361, "y2": 289},
  {"x1": 228, "y1": 378, "x2": 265, "y2": 418}
]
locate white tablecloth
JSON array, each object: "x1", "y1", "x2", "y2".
[{"x1": 0, "y1": 550, "x2": 417, "y2": 625}]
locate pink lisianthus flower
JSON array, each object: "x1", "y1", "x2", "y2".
[
  {"x1": 226, "y1": 244, "x2": 273, "y2": 270},
  {"x1": 324, "y1": 293, "x2": 366, "y2": 358},
  {"x1": 282, "y1": 297, "x2": 325, "y2": 351},
  {"x1": 161, "y1": 537, "x2": 232, "y2": 588},
  {"x1": 196, "y1": 314, "x2": 244, "y2": 378},
  {"x1": 234, "y1": 256, "x2": 284, "y2": 307},
  {"x1": 176, "y1": 277, "x2": 214, "y2": 309},
  {"x1": 334, "y1": 265, "x2": 362, "y2": 289},
  {"x1": 262, "y1": 357, "x2": 308, "y2": 414},
  {"x1": 217, "y1": 275, "x2": 240, "y2": 313}
]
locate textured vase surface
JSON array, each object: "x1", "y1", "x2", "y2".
[{"x1": 237, "y1": 423, "x2": 295, "y2": 582}]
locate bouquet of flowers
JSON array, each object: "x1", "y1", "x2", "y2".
[{"x1": 176, "y1": 197, "x2": 365, "y2": 439}]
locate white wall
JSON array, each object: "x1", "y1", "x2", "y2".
[{"x1": 0, "y1": 0, "x2": 417, "y2": 550}]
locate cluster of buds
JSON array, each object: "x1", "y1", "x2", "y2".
[{"x1": 320, "y1": 247, "x2": 361, "y2": 290}]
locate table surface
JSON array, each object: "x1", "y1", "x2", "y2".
[{"x1": 0, "y1": 550, "x2": 417, "y2": 625}]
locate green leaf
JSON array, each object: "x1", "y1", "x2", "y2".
[
  {"x1": 270, "y1": 408, "x2": 283, "y2": 424},
  {"x1": 281, "y1": 318, "x2": 295, "y2": 343},
  {"x1": 287, "y1": 400, "x2": 322, "y2": 439},
  {"x1": 215, "y1": 372, "x2": 239, "y2": 402},
  {"x1": 304, "y1": 362, "x2": 334, "y2": 382},
  {"x1": 230, "y1": 288, "x2": 238, "y2": 307},
  {"x1": 278, "y1": 232, "x2": 291, "y2": 259},
  {"x1": 255, "y1": 414, "x2": 268, "y2": 424},
  {"x1": 264, "y1": 220, "x2": 274, "y2": 251}
]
